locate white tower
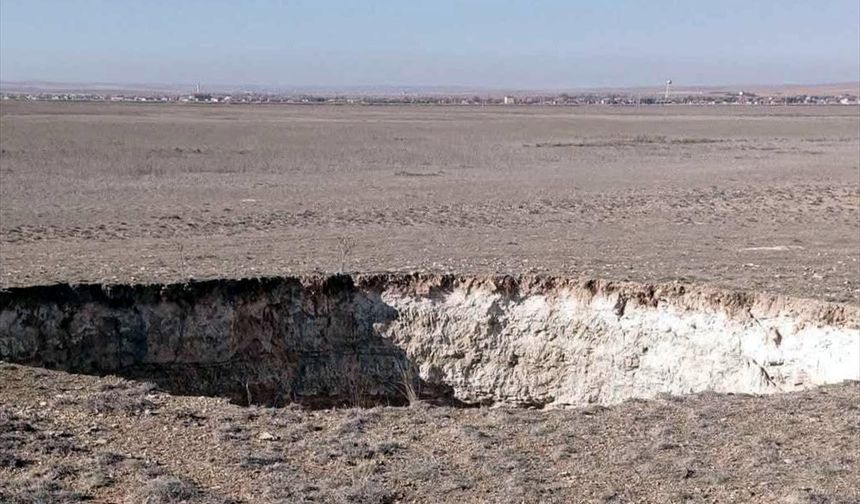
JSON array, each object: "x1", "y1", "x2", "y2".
[{"x1": 664, "y1": 80, "x2": 672, "y2": 100}]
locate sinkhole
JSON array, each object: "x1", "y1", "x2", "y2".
[{"x1": 1, "y1": 274, "x2": 858, "y2": 409}]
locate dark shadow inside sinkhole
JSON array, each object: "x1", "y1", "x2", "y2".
[{"x1": 0, "y1": 275, "x2": 471, "y2": 409}]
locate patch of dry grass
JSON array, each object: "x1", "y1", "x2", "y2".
[{"x1": 2, "y1": 364, "x2": 859, "y2": 503}]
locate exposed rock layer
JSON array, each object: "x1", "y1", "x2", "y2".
[{"x1": 1, "y1": 274, "x2": 858, "y2": 407}]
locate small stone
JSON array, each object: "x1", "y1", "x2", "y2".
[
  {"x1": 259, "y1": 431, "x2": 276, "y2": 441},
  {"x1": 769, "y1": 327, "x2": 783, "y2": 346}
]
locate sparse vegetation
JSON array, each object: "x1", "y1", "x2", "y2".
[
  {"x1": 0, "y1": 479, "x2": 88, "y2": 504},
  {"x1": 394, "y1": 169, "x2": 444, "y2": 177},
  {"x1": 87, "y1": 379, "x2": 157, "y2": 415},
  {"x1": 1, "y1": 351, "x2": 859, "y2": 503},
  {"x1": 396, "y1": 363, "x2": 421, "y2": 406},
  {"x1": 127, "y1": 476, "x2": 201, "y2": 504},
  {"x1": 531, "y1": 135, "x2": 723, "y2": 148},
  {"x1": 0, "y1": 101, "x2": 858, "y2": 503},
  {"x1": 1, "y1": 102, "x2": 857, "y2": 302},
  {"x1": 336, "y1": 236, "x2": 356, "y2": 274}
]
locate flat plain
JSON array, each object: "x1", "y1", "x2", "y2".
[
  {"x1": 1, "y1": 101, "x2": 859, "y2": 504},
  {"x1": 1, "y1": 102, "x2": 858, "y2": 301}
]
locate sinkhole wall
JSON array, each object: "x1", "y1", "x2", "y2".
[{"x1": 0, "y1": 274, "x2": 858, "y2": 408}]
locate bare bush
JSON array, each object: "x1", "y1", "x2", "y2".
[
  {"x1": 343, "y1": 356, "x2": 373, "y2": 408},
  {"x1": 0, "y1": 479, "x2": 88, "y2": 504},
  {"x1": 336, "y1": 236, "x2": 356, "y2": 273},
  {"x1": 87, "y1": 380, "x2": 157, "y2": 415},
  {"x1": 338, "y1": 480, "x2": 397, "y2": 504},
  {"x1": 127, "y1": 476, "x2": 200, "y2": 504},
  {"x1": 396, "y1": 363, "x2": 421, "y2": 406},
  {"x1": 0, "y1": 450, "x2": 30, "y2": 468}
]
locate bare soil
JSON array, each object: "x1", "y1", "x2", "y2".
[{"x1": 1, "y1": 102, "x2": 858, "y2": 302}]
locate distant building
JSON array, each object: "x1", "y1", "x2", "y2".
[{"x1": 503, "y1": 96, "x2": 515, "y2": 105}]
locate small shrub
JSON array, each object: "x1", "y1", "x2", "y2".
[
  {"x1": 96, "y1": 452, "x2": 126, "y2": 466},
  {"x1": 336, "y1": 236, "x2": 356, "y2": 273},
  {"x1": 81, "y1": 468, "x2": 113, "y2": 490},
  {"x1": 0, "y1": 479, "x2": 88, "y2": 504},
  {"x1": 397, "y1": 364, "x2": 421, "y2": 406},
  {"x1": 374, "y1": 441, "x2": 403, "y2": 456},
  {"x1": 217, "y1": 422, "x2": 249, "y2": 441},
  {"x1": 239, "y1": 453, "x2": 287, "y2": 469},
  {"x1": 87, "y1": 380, "x2": 157, "y2": 415},
  {"x1": 340, "y1": 480, "x2": 397, "y2": 504},
  {"x1": 0, "y1": 450, "x2": 30, "y2": 468},
  {"x1": 632, "y1": 135, "x2": 667, "y2": 144},
  {"x1": 128, "y1": 476, "x2": 200, "y2": 504}
]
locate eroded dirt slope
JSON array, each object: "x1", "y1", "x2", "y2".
[{"x1": 2, "y1": 275, "x2": 858, "y2": 409}]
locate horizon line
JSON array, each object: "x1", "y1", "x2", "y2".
[{"x1": 3, "y1": 79, "x2": 859, "y2": 96}]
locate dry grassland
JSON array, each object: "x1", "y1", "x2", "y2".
[
  {"x1": 1, "y1": 102, "x2": 860, "y2": 504},
  {"x1": 1, "y1": 102, "x2": 858, "y2": 302}
]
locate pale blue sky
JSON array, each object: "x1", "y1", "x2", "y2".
[{"x1": 1, "y1": 0, "x2": 858, "y2": 89}]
